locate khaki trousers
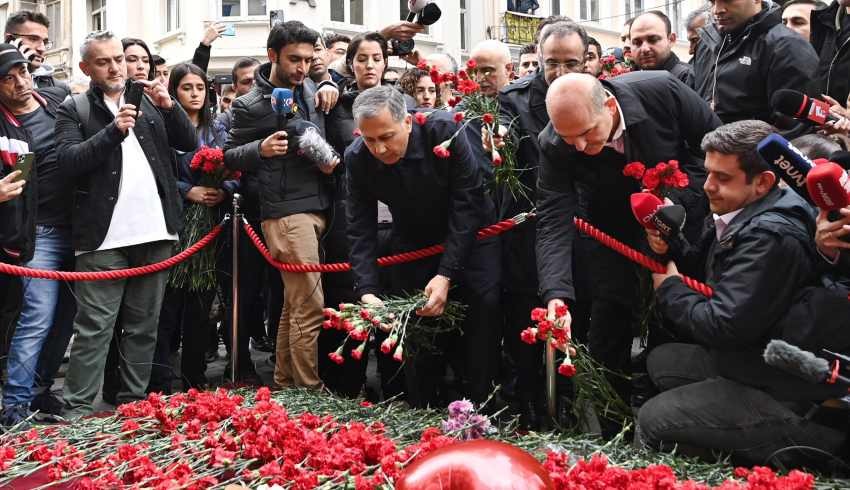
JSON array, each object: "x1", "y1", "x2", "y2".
[{"x1": 261, "y1": 213, "x2": 326, "y2": 388}]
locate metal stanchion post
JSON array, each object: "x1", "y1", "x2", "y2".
[
  {"x1": 546, "y1": 342, "x2": 556, "y2": 419},
  {"x1": 231, "y1": 193, "x2": 241, "y2": 384}
]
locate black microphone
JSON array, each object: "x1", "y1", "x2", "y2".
[
  {"x1": 756, "y1": 133, "x2": 815, "y2": 205},
  {"x1": 771, "y1": 89, "x2": 840, "y2": 126},
  {"x1": 651, "y1": 205, "x2": 691, "y2": 257},
  {"x1": 763, "y1": 340, "x2": 850, "y2": 386}
]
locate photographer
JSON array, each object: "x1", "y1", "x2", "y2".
[
  {"x1": 224, "y1": 21, "x2": 337, "y2": 390},
  {"x1": 55, "y1": 31, "x2": 196, "y2": 418}
]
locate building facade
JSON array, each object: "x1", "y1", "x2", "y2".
[{"x1": 0, "y1": 0, "x2": 707, "y2": 81}]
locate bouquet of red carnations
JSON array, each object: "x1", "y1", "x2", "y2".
[
  {"x1": 323, "y1": 292, "x2": 464, "y2": 365},
  {"x1": 623, "y1": 159, "x2": 689, "y2": 198},
  {"x1": 169, "y1": 146, "x2": 240, "y2": 292},
  {"x1": 416, "y1": 59, "x2": 528, "y2": 201}
]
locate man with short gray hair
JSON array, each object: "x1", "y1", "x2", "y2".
[
  {"x1": 345, "y1": 85, "x2": 500, "y2": 407},
  {"x1": 55, "y1": 30, "x2": 196, "y2": 418}
]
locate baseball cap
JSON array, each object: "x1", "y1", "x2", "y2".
[{"x1": 0, "y1": 44, "x2": 28, "y2": 76}]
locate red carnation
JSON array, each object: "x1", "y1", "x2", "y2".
[
  {"x1": 433, "y1": 142, "x2": 451, "y2": 159},
  {"x1": 482, "y1": 113, "x2": 495, "y2": 125},
  {"x1": 453, "y1": 112, "x2": 464, "y2": 123},
  {"x1": 492, "y1": 151, "x2": 502, "y2": 167},
  {"x1": 558, "y1": 362, "x2": 577, "y2": 377},
  {"x1": 466, "y1": 59, "x2": 477, "y2": 70},
  {"x1": 416, "y1": 60, "x2": 429, "y2": 70},
  {"x1": 414, "y1": 112, "x2": 428, "y2": 125},
  {"x1": 328, "y1": 351, "x2": 344, "y2": 365},
  {"x1": 430, "y1": 68, "x2": 441, "y2": 85},
  {"x1": 554, "y1": 304, "x2": 569, "y2": 318},
  {"x1": 520, "y1": 328, "x2": 538, "y2": 345},
  {"x1": 623, "y1": 161, "x2": 646, "y2": 180},
  {"x1": 530, "y1": 307, "x2": 547, "y2": 322}
]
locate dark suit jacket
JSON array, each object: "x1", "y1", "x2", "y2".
[{"x1": 536, "y1": 71, "x2": 721, "y2": 303}]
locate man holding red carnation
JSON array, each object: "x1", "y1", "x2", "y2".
[
  {"x1": 536, "y1": 70, "x2": 720, "y2": 435},
  {"x1": 345, "y1": 85, "x2": 501, "y2": 407}
]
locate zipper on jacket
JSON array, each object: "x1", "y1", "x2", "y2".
[
  {"x1": 826, "y1": 35, "x2": 850, "y2": 97},
  {"x1": 710, "y1": 34, "x2": 729, "y2": 112}
]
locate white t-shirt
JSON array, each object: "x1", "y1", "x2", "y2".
[{"x1": 82, "y1": 94, "x2": 177, "y2": 254}]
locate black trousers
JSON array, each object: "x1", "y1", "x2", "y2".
[
  {"x1": 391, "y1": 235, "x2": 502, "y2": 407},
  {"x1": 638, "y1": 343, "x2": 847, "y2": 467}
]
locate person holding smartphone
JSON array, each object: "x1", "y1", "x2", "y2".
[
  {"x1": 3, "y1": 10, "x2": 66, "y2": 91},
  {"x1": 0, "y1": 43, "x2": 75, "y2": 428}
]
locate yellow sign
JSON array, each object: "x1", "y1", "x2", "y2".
[{"x1": 503, "y1": 11, "x2": 541, "y2": 45}]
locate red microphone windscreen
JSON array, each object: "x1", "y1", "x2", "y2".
[
  {"x1": 807, "y1": 98, "x2": 832, "y2": 125},
  {"x1": 630, "y1": 192, "x2": 664, "y2": 230},
  {"x1": 806, "y1": 162, "x2": 850, "y2": 211}
]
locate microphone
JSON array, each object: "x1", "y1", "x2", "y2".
[
  {"x1": 407, "y1": 0, "x2": 441, "y2": 24},
  {"x1": 771, "y1": 89, "x2": 839, "y2": 126},
  {"x1": 653, "y1": 205, "x2": 692, "y2": 256},
  {"x1": 271, "y1": 87, "x2": 294, "y2": 131},
  {"x1": 297, "y1": 123, "x2": 339, "y2": 173},
  {"x1": 806, "y1": 161, "x2": 850, "y2": 220},
  {"x1": 756, "y1": 133, "x2": 815, "y2": 204},
  {"x1": 630, "y1": 192, "x2": 665, "y2": 231},
  {"x1": 763, "y1": 340, "x2": 850, "y2": 386}
]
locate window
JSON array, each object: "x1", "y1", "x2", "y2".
[
  {"x1": 624, "y1": 0, "x2": 643, "y2": 19},
  {"x1": 45, "y1": 0, "x2": 61, "y2": 48},
  {"x1": 460, "y1": 0, "x2": 470, "y2": 51},
  {"x1": 18, "y1": 1, "x2": 37, "y2": 12},
  {"x1": 332, "y1": 0, "x2": 363, "y2": 25},
  {"x1": 579, "y1": 0, "x2": 598, "y2": 21},
  {"x1": 552, "y1": 0, "x2": 560, "y2": 16},
  {"x1": 666, "y1": 0, "x2": 682, "y2": 37},
  {"x1": 166, "y1": 0, "x2": 180, "y2": 31},
  {"x1": 221, "y1": 0, "x2": 266, "y2": 17},
  {"x1": 89, "y1": 0, "x2": 106, "y2": 31}
]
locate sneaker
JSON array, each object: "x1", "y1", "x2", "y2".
[
  {"x1": 250, "y1": 337, "x2": 275, "y2": 353},
  {"x1": 0, "y1": 404, "x2": 33, "y2": 430},
  {"x1": 30, "y1": 391, "x2": 64, "y2": 416}
]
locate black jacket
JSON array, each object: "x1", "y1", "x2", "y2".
[
  {"x1": 693, "y1": 1, "x2": 818, "y2": 123},
  {"x1": 55, "y1": 87, "x2": 196, "y2": 252},
  {"x1": 657, "y1": 187, "x2": 817, "y2": 348},
  {"x1": 810, "y1": 2, "x2": 850, "y2": 106},
  {"x1": 344, "y1": 111, "x2": 494, "y2": 297},
  {"x1": 659, "y1": 52, "x2": 693, "y2": 88},
  {"x1": 224, "y1": 63, "x2": 333, "y2": 221},
  {"x1": 0, "y1": 87, "x2": 67, "y2": 262},
  {"x1": 497, "y1": 70, "x2": 548, "y2": 294},
  {"x1": 536, "y1": 71, "x2": 721, "y2": 304}
]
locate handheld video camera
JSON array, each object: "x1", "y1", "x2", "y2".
[{"x1": 391, "y1": 0, "x2": 442, "y2": 56}]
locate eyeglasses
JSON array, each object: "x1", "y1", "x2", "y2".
[
  {"x1": 11, "y1": 33, "x2": 53, "y2": 50},
  {"x1": 543, "y1": 60, "x2": 583, "y2": 72}
]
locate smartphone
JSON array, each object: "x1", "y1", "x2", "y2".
[
  {"x1": 125, "y1": 80, "x2": 144, "y2": 117},
  {"x1": 13, "y1": 153, "x2": 34, "y2": 182},
  {"x1": 221, "y1": 23, "x2": 236, "y2": 36},
  {"x1": 269, "y1": 10, "x2": 284, "y2": 29}
]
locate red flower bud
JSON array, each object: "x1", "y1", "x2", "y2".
[
  {"x1": 453, "y1": 112, "x2": 465, "y2": 123},
  {"x1": 414, "y1": 112, "x2": 428, "y2": 126},
  {"x1": 482, "y1": 113, "x2": 495, "y2": 125},
  {"x1": 558, "y1": 362, "x2": 577, "y2": 377}
]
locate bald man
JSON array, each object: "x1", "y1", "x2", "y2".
[
  {"x1": 630, "y1": 11, "x2": 693, "y2": 87},
  {"x1": 536, "y1": 72, "x2": 720, "y2": 427},
  {"x1": 470, "y1": 40, "x2": 513, "y2": 98}
]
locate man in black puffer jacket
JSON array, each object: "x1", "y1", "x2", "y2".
[
  {"x1": 638, "y1": 120, "x2": 846, "y2": 467},
  {"x1": 693, "y1": 1, "x2": 817, "y2": 123},
  {"x1": 810, "y1": 1, "x2": 850, "y2": 106},
  {"x1": 224, "y1": 21, "x2": 338, "y2": 391}
]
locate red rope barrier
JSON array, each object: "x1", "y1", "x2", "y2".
[
  {"x1": 574, "y1": 217, "x2": 715, "y2": 297},
  {"x1": 0, "y1": 223, "x2": 225, "y2": 281},
  {"x1": 244, "y1": 212, "x2": 533, "y2": 273}
]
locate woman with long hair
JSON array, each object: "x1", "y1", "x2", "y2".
[{"x1": 122, "y1": 38, "x2": 154, "y2": 81}]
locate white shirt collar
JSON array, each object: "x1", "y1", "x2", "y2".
[
  {"x1": 605, "y1": 91, "x2": 626, "y2": 153},
  {"x1": 713, "y1": 209, "x2": 744, "y2": 240}
]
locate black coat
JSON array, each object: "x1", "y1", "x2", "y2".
[
  {"x1": 657, "y1": 187, "x2": 818, "y2": 348},
  {"x1": 497, "y1": 70, "x2": 548, "y2": 295},
  {"x1": 536, "y1": 71, "x2": 721, "y2": 304},
  {"x1": 224, "y1": 63, "x2": 333, "y2": 221},
  {"x1": 344, "y1": 111, "x2": 494, "y2": 297},
  {"x1": 55, "y1": 87, "x2": 197, "y2": 252},
  {"x1": 693, "y1": 1, "x2": 818, "y2": 123},
  {"x1": 0, "y1": 87, "x2": 67, "y2": 262},
  {"x1": 659, "y1": 52, "x2": 693, "y2": 88},
  {"x1": 810, "y1": 1, "x2": 850, "y2": 106}
]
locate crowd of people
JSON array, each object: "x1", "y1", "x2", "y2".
[{"x1": 2, "y1": 0, "x2": 850, "y2": 472}]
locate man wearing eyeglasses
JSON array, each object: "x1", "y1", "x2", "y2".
[
  {"x1": 494, "y1": 19, "x2": 588, "y2": 430},
  {"x1": 4, "y1": 11, "x2": 64, "y2": 90}
]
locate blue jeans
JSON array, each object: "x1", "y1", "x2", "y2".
[{"x1": 2, "y1": 225, "x2": 75, "y2": 407}]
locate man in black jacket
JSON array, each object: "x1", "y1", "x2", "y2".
[
  {"x1": 693, "y1": 0, "x2": 817, "y2": 123},
  {"x1": 54, "y1": 31, "x2": 196, "y2": 418},
  {"x1": 537, "y1": 72, "x2": 720, "y2": 419},
  {"x1": 497, "y1": 18, "x2": 588, "y2": 428},
  {"x1": 630, "y1": 11, "x2": 693, "y2": 87},
  {"x1": 810, "y1": 1, "x2": 850, "y2": 106},
  {"x1": 346, "y1": 86, "x2": 500, "y2": 406},
  {"x1": 225, "y1": 21, "x2": 337, "y2": 390},
  {"x1": 637, "y1": 120, "x2": 846, "y2": 466}
]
